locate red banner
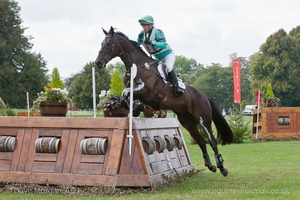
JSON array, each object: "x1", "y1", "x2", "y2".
[
  {"x1": 232, "y1": 59, "x2": 241, "y2": 104},
  {"x1": 255, "y1": 90, "x2": 262, "y2": 107}
]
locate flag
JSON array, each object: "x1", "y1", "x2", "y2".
[
  {"x1": 232, "y1": 59, "x2": 241, "y2": 104},
  {"x1": 255, "y1": 90, "x2": 262, "y2": 107}
]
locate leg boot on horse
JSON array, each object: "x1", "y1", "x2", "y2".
[{"x1": 198, "y1": 111, "x2": 230, "y2": 176}]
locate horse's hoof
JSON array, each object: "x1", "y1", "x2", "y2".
[
  {"x1": 209, "y1": 165, "x2": 217, "y2": 173},
  {"x1": 220, "y1": 168, "x2": 228, "y2": 176}
]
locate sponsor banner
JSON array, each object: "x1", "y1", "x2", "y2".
[{"x1": 232, "y1": 59, "x2": 241, "y2": 104}]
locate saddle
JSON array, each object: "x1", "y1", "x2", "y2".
[{"x1": 155, "y1": 62, "x2": 186, "y2": 89}]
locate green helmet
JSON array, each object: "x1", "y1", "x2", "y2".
[{"x1": 138, "y1": 15, "x2": 154, "y2": 25}]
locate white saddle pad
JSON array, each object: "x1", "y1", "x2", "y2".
[{"x1": 156, "y1": 62, "x2": 186, "y2": 89}]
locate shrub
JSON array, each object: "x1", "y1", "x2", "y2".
[
  {"x1": 109, "y1": 68, "x2": 124, "y2": 96},
  {"x1": 265, "y1": 83, "x2": 275, "y2": 98},
  {"x1": 49, "y1": 67, "x2": 64, "y2": 89},
  {"x1": 0, "y1": 97, "x2": 15, "y2": 116},
  {"x1": 5, "y1": 108, "x2": 15, "y2": 116},
  {"x1": 0, "y1": 97, "x2": 7, "y2": 116},
  {"x1": 228, "y1": 112, "x2": 251, "y2": 143}
]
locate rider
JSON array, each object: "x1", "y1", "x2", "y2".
[{"x1": 137, "y1": 15, "x2": 184, "y2": 97}]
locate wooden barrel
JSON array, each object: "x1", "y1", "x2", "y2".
[
  {"x1": 142, "y1": 138, "x2": 156, "y2": 154},
  {"x1": 164, "y1": 136, "x2": 175, "y2": 151},
  {"x1": 0, "y1": 136, "x2": 16, "y2": 152},
  {"x1": 80, "y1": 138, "x2": 107, "y2": 155},
  {"x1": 35, "y1": 137, "x2": 60, "y2": 153},
  {"x1": 154, "y1": 137, "x2": 166, "y2": 153},
  {"x1": 173, "y1": 136, "x2": 184, "y2": 149},
  {"x1": 278, "y1": 117, "x2": 290, "y2": 125}
]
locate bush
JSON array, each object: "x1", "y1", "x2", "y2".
[
  {"x1": 109, "y1": 68, "x2": 124, "y2": 96},
  {"x1": 228, "y1": 113, "x2": 251, "y2": 143},
  {"x1": 5, "y1": 108, "x2": 15, "y2": 116},
  {"x1": 0, "y1": 97, "x2": 7, "y2": 116},
  {"x1": 0, "y1": 97, "x2": 15, "y2": 116}
]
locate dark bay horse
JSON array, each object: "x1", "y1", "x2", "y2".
[{"x1": 96, "y1": 27, "x2": 234, "y2": 176}]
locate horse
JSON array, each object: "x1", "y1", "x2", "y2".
[{"x1": 95, "y1": 26, "x2": 234, "y2": 176}]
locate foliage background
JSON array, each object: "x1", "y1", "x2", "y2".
[
  {"x1": 1, "y1": 0, "x2": 300, "y2": 110},
  {"x1": 0, "y1": 0, "x2": 48, "y2": 108}
]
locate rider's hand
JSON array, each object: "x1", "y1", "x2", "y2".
[{"x1": 144, "y1": 38, "x2": 152, "y2": 44}]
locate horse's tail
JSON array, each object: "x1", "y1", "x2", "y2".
[{"x1": 209, "y1": 99, "x2": 234, "y2": 145}]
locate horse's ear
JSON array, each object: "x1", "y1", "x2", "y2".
[
  {"x1": 102, "y1": 28, "x2": 108, "y2": 36},
  {"x1": 109, "y1": 26, "x2": 115, "y2": 36}
]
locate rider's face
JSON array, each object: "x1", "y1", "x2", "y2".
[{"x1": 141, "y1": 24, "x2": 152, "y2": 33}]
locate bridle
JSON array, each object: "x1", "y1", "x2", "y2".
[
  {"x1": 103, "y1": 33, "x2": 162, "y2": 81},
  {"x1": 104, "y1": 34, "x2": 139, "y2": 62}
]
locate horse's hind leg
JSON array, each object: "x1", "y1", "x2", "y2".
[
  {"x1": 199, "y1": 117, "x2": 228, "y2": 176},
  {"x1": 177, "y1": 115, "x2": 216, "y2": 173}
]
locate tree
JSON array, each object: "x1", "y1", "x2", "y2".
[
  {"x1": 0, "y1": 0, "x2": 48, "y2": 108},
  {"x1": 107, "y1": 62, "x2": 126, "y2": 77},
  {"x1": 49, "y1": 68, "x2": 64, "y2": 89},
  {"x1": 68, "y1": 62, "x2": 111, "y2": 109},
  {"x1": 250, "y1": 27, "x2": 300, "y2": 106},
  {"x1": 192, "y1": 63, "x2": 234, "y2": 110},
  {"x1": 174, "y1": 55, "x2": 201, "y2": 82},
  {"x1": 109, "y1": 68, "x2": 124, "y2": 96},
  {"x1": 265, "y1": 83, "x2": 275, "y2": 98}
]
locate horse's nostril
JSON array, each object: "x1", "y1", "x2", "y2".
[{"x1": 95, "y1": 60, "x2": 103, "y2": 68}]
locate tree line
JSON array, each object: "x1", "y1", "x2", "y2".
[{"x1": 1, "y1": 0, "x2": 300, "y2": 110}]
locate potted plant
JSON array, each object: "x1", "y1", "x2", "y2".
[
  {"x1": 32, "y1": 86, "x2": 72, "y2": 117},
  {"x1": 31, "y1": 68, "x2": 72, "y2": 117},
  {"x1": 263, "y1": 83, "x2": 280, "y2": 107},
  {"x1": 98, "y1": 69, "x2": 129, "y2": 117},
  {"x1": 98, "y1": 92, "x2": 128, "y2": 117}
]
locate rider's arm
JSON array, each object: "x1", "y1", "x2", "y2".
[
  {"x1": 151, "y1": 29, "x2": 167, "y2": 48},
  {"x1": 137, "y1": 31, "x2": 144, "y2": 45}
]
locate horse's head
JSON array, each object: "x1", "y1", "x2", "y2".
[{"x1": 95, "y1": 26, "x2": 121, "y2": 68}]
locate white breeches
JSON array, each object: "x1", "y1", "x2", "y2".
[{"x1": 160, "y1": 52, "x2": 175, "y2": 73}]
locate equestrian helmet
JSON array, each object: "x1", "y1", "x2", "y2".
[{"x1": 138, "y1": 15, "x2": 154, "y2": 25}]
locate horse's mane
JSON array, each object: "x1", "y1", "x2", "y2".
[{"x1": 115, "y1": 31, "x2": 150, "y2": 58}]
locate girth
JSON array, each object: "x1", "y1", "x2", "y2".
[{"x1": 151, "y1": 84, "x2": 169, "y2": 110}]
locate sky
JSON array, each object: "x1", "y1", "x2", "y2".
[{"x1": 17, "y1": 0, "x2": 300, "y2": 79}]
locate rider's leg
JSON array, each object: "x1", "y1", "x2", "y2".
[
  {"x1": 168, "y1": 70, "x2": 184, "y2": 96},
  {"x1": 163, "y1": 53, "x2": 184, "y2": 97}
]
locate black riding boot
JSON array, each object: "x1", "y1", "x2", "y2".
[{"x1": 168, "y1": 70, "x2": 184, "y2": 97}]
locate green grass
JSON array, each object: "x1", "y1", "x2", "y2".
[
  {"x1": 1, "y1": 140, "x2": 299, "y2": 199},
  {"x1": 0, "y1": 116, "x2": 299, "y2": 199}
]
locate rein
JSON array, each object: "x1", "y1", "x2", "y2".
[
  {"x1": 112, "y1": 34, "x2": 170, "y2": 108},
  {"x1": 113, "y1": 35, "x2": 140, "y2": 57}
]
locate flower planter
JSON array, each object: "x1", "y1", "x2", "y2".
[
  {"x1": 103, "y1": 107, "x2": 128, "y2": 117},
  {"x1": 263, "y1": 98, "x2": 279, "y2": 107},
  {"x1": 40, "y1": 101, "x2": 68, "y2": 117}
]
